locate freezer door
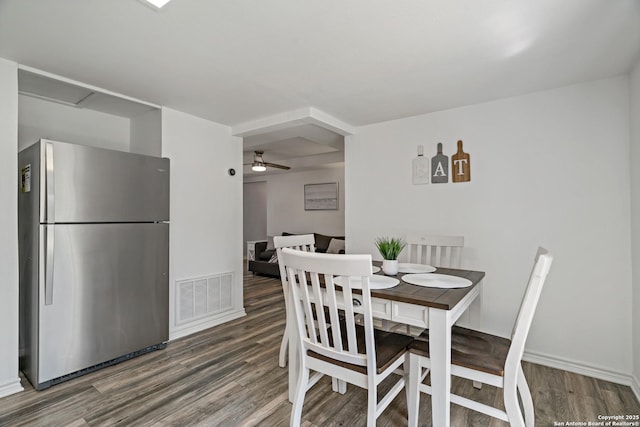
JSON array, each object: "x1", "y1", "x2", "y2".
[
  {"x1": 38, "y1": 223, "x2": 169, "y2": 385},
  {"x1": 40, "y1": 139, "x2": 169, "y2": 223}
]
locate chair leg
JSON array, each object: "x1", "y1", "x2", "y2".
[
  {"x1": 407, "y1": 353, "x2": 421, "y2": 427},
  {"x1": 503, "y1": 375, "x2": 526, "y2": 427},
  {"x1": 367, "y1": 384, "x2": 378, "y2": 427},
  {"x1": 280, "y1": 289, "x2": 290, "y2": 368},
  {"x1": 517, "y1": 365, "x2": 535, "y2": 427},
  {"x1": 290, "y1": 364, "x2": 309, "y2": 427},
  {"x1": 332, "y1": 377, "x2": 347, "y2": 394},
  {"x1": 279, "y1": 323, "x2": 288, "y2": 368}
]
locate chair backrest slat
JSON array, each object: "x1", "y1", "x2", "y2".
[
  {"x1": 341, "y1": 284, "x2": 359, "y2": 355},
  {"x1": 323, "y1": 275, "x2": 344, "y2": 353},
  {"x1": 309, "y1": 272, "x2": 330, "y2": 347},
  {"x1": 406, "y1": 234, "x2": 464, "y2": 268},
  {"x1": 281, "y1": 248, "x2": 374, "y2": 369},
  {"x1": 416, "y1": 245, "x2": 424, "y2": 264},
  {"x1": 297, "y1": 270, "x2": 318, "y2": 345},
  {"x1": 434, "y1": 245, "x2": 442, "y2": 266}
]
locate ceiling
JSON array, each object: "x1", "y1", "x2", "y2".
[
  {"x1": 1, "y1": 0, "x2": 639, "y2": 175},
  {"x1": 242, "y1": 123, "x2": 344, "y2": 176}
]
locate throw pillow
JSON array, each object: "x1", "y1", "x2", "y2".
[
  {"x1": 314, "y1": 233, "x2": 345, "y2": 252},
  {"x1": 314, "y1": 233, "x2": 332, "y2": 252},
  {"x1": 266, "y1": 236, "x2": 275, "y2": 250},
  {"x1": 327, "y1": 238, "x2": 345, "y2": 254},
  {"x1": 259, "y1": 249, "x2": 275, "y2": 261},
  {"x1": 268, "y1": 253, "x2": 279, "y2": 263}
]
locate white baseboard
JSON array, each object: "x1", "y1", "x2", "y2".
[
  {"x1": 523, "y1": 350, "x2": 633, "y2": 387},
  {"x1": 169, "y1": 309, "x2": 246, "y2": 341},
  {"x1": 632, "y1": 374, "x2": 640, "y2": 403},
  {"x1": 0, "y1": 377, "x2": 23, "y2": 399}
]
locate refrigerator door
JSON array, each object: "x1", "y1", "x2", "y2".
[
  {"x1": 37, "y1": 223, "x2": 169, "y2": 385},
  {"x1": 39, "y1": 139, "x2": 169, "y2": 223}
]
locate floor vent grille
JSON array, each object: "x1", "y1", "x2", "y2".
[{"x1": 176, "y1": 273, "x2": 233, "y2": 325}]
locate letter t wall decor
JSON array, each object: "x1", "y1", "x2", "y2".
[{"x1": 452, "y1": 140, "x2": 470, "y2": 183}]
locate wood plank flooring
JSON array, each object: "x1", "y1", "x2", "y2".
[{"x1": 1, "y1": 272, "x2": 638, "y2": 426}]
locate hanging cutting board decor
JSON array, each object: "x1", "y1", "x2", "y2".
[
  {"x1": 431, "y1": 142, "x2": 449, "y2": 184},
  {"x1": 412, "y1": 145, "x2": 429, "y2": 184},
  {"x1": 451, "y1": 140, "x2": 471, "y2": 182}
]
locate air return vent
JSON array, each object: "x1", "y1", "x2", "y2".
[{"x1": 175, "y1": 273, "x2": 233, "y2": 325}]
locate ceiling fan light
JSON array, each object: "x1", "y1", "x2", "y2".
[{"x1": 251, "y1": 162, "x2": 266, "y2": 172}]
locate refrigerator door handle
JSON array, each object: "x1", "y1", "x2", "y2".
[
  {"x1": 45, "y1": 142, "x2": 55, "y2": 223},
  {"x1": 45, "y1": 142, "x2": 55, "y2": 305},
  {"x1": 45, "y1": 225, "x2": 54, "y2": 305}
]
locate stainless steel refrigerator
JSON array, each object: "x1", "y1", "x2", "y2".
[{"x1": 18, "y1": 139, "x2": 170, "y2": 390}]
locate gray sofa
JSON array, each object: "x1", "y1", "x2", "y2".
[{"x1": 248, "y1": 232, "x2": 345, "y2": 278}]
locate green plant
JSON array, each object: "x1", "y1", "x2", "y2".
[{"x1": 374, "y1": 237, "x2": 406, "y2": 260}]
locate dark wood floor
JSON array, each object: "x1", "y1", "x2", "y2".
[{"x1": 1, "y1": 272, "x2": 638, "y2": 426}]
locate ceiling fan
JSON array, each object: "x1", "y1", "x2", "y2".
[{"x1": 244, "y1": 150, "x2": 291, "y2": 172}]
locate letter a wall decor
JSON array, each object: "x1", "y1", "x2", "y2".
[
  {"x1": 411, "y1": 140, "x2": 471, "y2": 185},
  {"x1": 431, "y1": 142, "x2": 449, "y2": 183}
]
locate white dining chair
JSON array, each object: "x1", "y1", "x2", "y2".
[
  {"x1": 406, "y1": 234, "x2": 464, "y2": 268},
  {"x1": 281, "y1": 248, "x2": 413, "y2": 427},
  {"x1": 384, "y1": 234, "x2": 465, "y2": 335},
  {"x1": 406, "y1": 248, "x2": 553, "y2": 427},
  {"x1": 274, "y1": 234, "x2": 316, "y2": 368}
]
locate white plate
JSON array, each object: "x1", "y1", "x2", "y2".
[
  {"x1": 397, "y1": 263, "x2": 436, "y2": 274},
  {"x1": 401, "y1": 273, "x2": 472, "y2": 289},
  {"x1": 372, "y1": 265, "x2": 381, "y2": 273},
  {"x1": 334, "y1": 275, "x2": 399, "y2": 289}
]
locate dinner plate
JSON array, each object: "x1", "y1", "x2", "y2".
[
  {"x1": 334, "y1": 275, "x2": 399, "y2": 289},
  {"x1": 401, "y1": 273, "x2": 472, "y2": 289},
  {"x1": 397, "y1": 263, "x2": 436, "y2": 274},
  {"x1": 372, "y1": 265, "x2": 381, "y2": 273}
]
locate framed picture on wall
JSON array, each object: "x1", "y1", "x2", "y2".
[{"x1": 304, "y1": 182, "x2": 338, "y2": 210}]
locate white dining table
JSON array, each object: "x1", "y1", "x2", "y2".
[{"x1": 286, "y1": 263, "x2": 485, "y2": 427}]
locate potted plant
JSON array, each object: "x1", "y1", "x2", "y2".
[{"x1": 374, "y1": 237, "x2": 406, "y2": 275}]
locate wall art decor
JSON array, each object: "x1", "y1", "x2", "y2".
[
  {"x1": 431, "y1": 142, "x2": 449, "y2": 183},
  {"x1": 304, "y1": 182, "x2": 338, "y2": 210},
  {"x1": 412, "y1": 145, "x2": 429, "y2": 185},
  {"x1": 452, "y1": 140, "x2": 471, "y2": 182}
]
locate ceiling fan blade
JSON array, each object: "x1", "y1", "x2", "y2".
[{"x1": 264, "y1": 162, "x2": 290, "y2": 170}]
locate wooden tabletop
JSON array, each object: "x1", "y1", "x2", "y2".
[{"x1": 370, "y1": 261, "x2": 485, "y2": 310}]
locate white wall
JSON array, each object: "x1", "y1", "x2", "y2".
[
  {"x1": 162, "y1": 108, "x2": 245, "y2": 339},
  {"x1": 0, "y1": 58, "x2": 22, "y2": 398},
  {"x1": 346, "y1": 77, "x2": 633, "y2": 380},
  {"x1": 243, "y1": 181, "x2": 267, "y2": 246},
  {"x1": 130, "y1": 108, "x2": 162, "y2": 157},
  {"x1": 18, "y1": 95, "x2": 130, "y2": 152},
  {"x1": 245, "y1": 166, "x2": 345, "y2": 237},
  {"x1": 630, "y1": 58, "x2": 640, "y2": 398}
]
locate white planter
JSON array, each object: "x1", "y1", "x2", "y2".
[{"x1": 382, "y1": 259, "x2": 398, "y2": 276}]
